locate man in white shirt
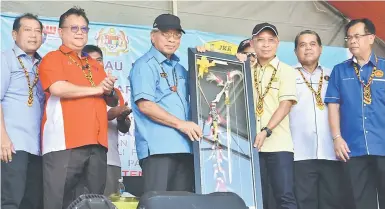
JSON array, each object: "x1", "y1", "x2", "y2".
[
  {"x1": 83, "y1": 45, "x2": 131, "y2": 196},
  {"x1": 290, "y1": 30, "x2": 344, "y2": 209}
]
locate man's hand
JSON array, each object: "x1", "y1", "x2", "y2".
[
  {"x1": 1, "y1": 134, "x2": 15, "y2": 163},
  {"x1": 253, "y1": 130, "x2": 267, "y2": 151},
  {"x1": 101, "y1": 70, "x2": 118, "y2": 95},
  {"x1": 236, "y1": 53, "x2": 248, "y2": 62},
  {"x1": 196, "y1": 45, "x2": 207, "y2": 53},
  {"x1": 334, "y1": 136, "x2": 350, "y2": 162},
  {"x1": 176, "y1": 121, "x2": 203, "y2": 141}
]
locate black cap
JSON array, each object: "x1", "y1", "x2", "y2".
[
  {"x1": 237, "y1": 39, "x2": 251, "y2": 53},
  {"x1": 252, "y1": 23, "x2": 278, "y2": 37},
  {"x1": 153, "y1": 14, "x2": 185, "y2": 34}
]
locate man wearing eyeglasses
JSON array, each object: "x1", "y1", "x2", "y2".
[
  {"x1": 38, "y1": 7, "x2": 119, "y2": 209},
  {"x1": 1, "y1": 13, "x2": 44, "y2": 209},
  {"x1": 325, "y1": 18, "x2": 385, "y2": 209},
  {"x1": 129, "y1": 14, "x2": 202, "y2": 193}
]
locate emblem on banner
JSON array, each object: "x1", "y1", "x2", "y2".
[
  {"x1": 95, "y1": 28, "x2": 129, "y2": 56},
  {"x1": 375, "y1": 70, "x2": 384, "y2": 78},
  {"x1": 42, "y1": 24, "x2": 59, "y2": 43},
  {"x1": 204, "y1": 40, "x2": 238, "y2": 55}
]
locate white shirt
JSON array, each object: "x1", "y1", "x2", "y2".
[
  {"x1": 107, "y1": 106, "x2": 121, "y2": 167},
  {"x1": 290, "y1": 64, "x2": 337, "y2": 161}
]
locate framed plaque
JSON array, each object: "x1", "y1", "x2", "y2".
[{"x1": 188, "y1": 48, "x2": 263, "y2": 209}]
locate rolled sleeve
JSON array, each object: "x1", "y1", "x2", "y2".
[
  {"x1": 279, "y1": 67, "x2": 298, "y2": 104},
  {"x1": 129, "y1": 63, "x2": 157, "y2": 103},
  {"x1": 1, "y1": 53, "x2": 11, "y2": 101},
  {"x1": 324, "y1": 66, "x2": 340, "y2": 104},
  {"x1": 38, "y1": 52, "x2": 66, "y2": 91}
]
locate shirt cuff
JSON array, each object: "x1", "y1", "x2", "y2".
[
  {"x1": 134, "y1": 93, "x2": 156, "y2": 102},
  {"x1": 324, "y1": 96, "x2": 340, "y2": 104},
  {"x1": 279, "y1": 95, "x2": 298, "y2": 105}
]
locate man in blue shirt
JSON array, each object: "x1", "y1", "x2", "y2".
[
  {"x1": 129, "y1": 14, "x2": 202, "y2": 193},
  {"x1": 1, "y1": 13, "x2": 44, "y2": 209},
  {"x1": 325, "y1": 18, "x2": 385, "y2": 209}
]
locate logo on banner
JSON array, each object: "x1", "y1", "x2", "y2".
[
  {"x1": 95, "y1": 28, "x2": 129, "y2": 56},
  {"x1": 204, "y1": 40, "x2": 238, "y2": 55},
  {"x1": 43, "y1": 25, "x2": 59, "y2": 36}
]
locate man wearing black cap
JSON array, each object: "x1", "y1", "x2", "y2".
[
  {"x1": 129, "y1": 14, "x2": 202, "y2": 193},
  {"x1": 237, "y1": 38, "x2": 257, "y2": 63},
  {"x1": 238, "y1": 23, "x2": 298, "y2": 209}
]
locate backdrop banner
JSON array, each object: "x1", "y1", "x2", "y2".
[{"x1": 1, "y1": 12, "x2": 350, "y2": 176}]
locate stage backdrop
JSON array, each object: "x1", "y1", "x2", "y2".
[{"x1": 1, "y1": 12, "x2": 351, "y2": 176}]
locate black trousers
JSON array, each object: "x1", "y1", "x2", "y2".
[
  {"x1": 43, "y1": 145, "x2": 107, "y2": 209},
  {"x1": 259, "y1": 152, "x2": 298, "y2": 209},
  {"x1": 343, "y1": 155, "x2": 385, "y2": 209},
  {"x1": 294, "y1": 160, "x2": 345, "y2": 209},
  {"x1": 139, "y1": 153, "x2": 194, "y2": 194},
  {"x1": 1, "y1": 151, "x2": 43, "y2": 209}
]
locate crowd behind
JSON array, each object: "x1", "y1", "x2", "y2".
[{"x1": 1, "y1": 5, "x2": 384, "y2": 209}]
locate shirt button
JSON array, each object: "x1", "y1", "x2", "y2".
[
  {"x1": 364, "y1": 104, "x2": 367, "y2": 107},
  {"x1": 366, "y1": 131, "x2": 368, "y2": 133},
  {"x1": 365, "y1": 117, "x2": 367, "y2": 119}
]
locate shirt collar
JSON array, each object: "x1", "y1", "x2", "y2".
[
  {"x1": 294, "y1": 62, "x2": 323, "y2": 74},
  {"x1": 13, "y1": 44, "x2": 41, "y2": 60},
  {"x1": 252, "y1": 56, "x2": 280, "y2": 70},
  {"x1": 59, "y1": 44, "x2": 88, "y2": 58},
  {"x1": 351, "y1": 52, "x2": 377, "y2": 67},
  {"x1": 149, "y1": 46, "x2": 180, "y2": 65}
]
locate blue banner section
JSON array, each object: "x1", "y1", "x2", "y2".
[{"x1": 1, "y1": 12, "x2": 350, "y2": 176}]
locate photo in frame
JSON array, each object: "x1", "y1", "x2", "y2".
[{"x1": 188, "y1": 48, "x2": 263, "y2": 209}]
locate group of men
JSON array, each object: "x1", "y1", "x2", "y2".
[
  {"x1": 1, "y1": 6, "x2": 384, "y2": 209},
  {"x1": 130, "y1": 13, "x2": 385, "y2": 209},
  {"x1": 1, "y1": 7, "x2": 131, "y2": 209}
]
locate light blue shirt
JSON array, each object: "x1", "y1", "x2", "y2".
[
  {"x1": 129, "y1": 46, "x2": 191, "y2": 160},
  {"x1": 1, "y1": 44, "x2": 44, "y2": 155},
  {"x1": 325, "y1": 53, "x2": 385, "y2": 157}
]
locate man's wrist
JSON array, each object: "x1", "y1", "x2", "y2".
[
  {"x1": 261, "y1": 127, "x2": 272, "y2": 137},
  {"x1": 332, "y1": 134, "x2": 342, "y2": 141},
  {"x1": 106, "y1": 88, "x2": 115, "y2": 97}
]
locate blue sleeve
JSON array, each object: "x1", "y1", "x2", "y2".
[
  {"x1": 129, "y1": 62, "x2": 157, "y2": 103},
  {"x1": 1, "y1": 52, "x2": 11, "y2": 101},
  {"x1": 324, "y1": 65, "x2": 340, "y2": 104}
]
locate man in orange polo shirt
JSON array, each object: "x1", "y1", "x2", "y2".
[{"x1": 38, "y1": 7, "x2": 118, "y2": 209}]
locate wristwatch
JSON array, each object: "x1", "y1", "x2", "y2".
[
  {"x1": 108, "y1": 88, "x2": 116, "y2": 97},
  {"x1": 261, "y1": 127, "x2": 272, "y2": 137}
]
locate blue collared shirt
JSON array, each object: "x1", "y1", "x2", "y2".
[
  {"x1": 1, "y1": 44, "x2": 44, "y2": 155},
  {"x1": 129, "y1": 46, "x2": 191, "y2": 160},
  {"x1": 325, "y1": 53, "x2": 385, "y2": 157}
]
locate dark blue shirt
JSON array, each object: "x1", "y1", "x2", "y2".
[{"x1": 325, "y1": 53, "x2": 385, "y2": 157}]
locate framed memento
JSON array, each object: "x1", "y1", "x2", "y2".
[{"x1": 188, "y1": 48, "x2": 263, "y2": 209}]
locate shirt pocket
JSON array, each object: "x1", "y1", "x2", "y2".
[{"x1": 372, "y1": 78, "x2": 385, "y2": 102}]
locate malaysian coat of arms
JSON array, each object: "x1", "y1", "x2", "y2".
[{"x1": 95, "y1": 28, "x2": 129, "y2": 56}]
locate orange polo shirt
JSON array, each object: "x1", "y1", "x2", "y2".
[{"x1": 39, "y1": 45, "x2": 108, "y2": 155}]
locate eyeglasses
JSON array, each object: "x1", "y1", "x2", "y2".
[
  {"x1": 161, "y1": 31, "x2": 182, "y2": 40},
  {"x1": 344, "y1": 34, "x2": 372, "y2": 42},
  {"x1": 242, "y1": 52, "x2": 256, "y2": 58},
  {"x1": 62, "y1": 25, "x2": 90, "y2": 34}
]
